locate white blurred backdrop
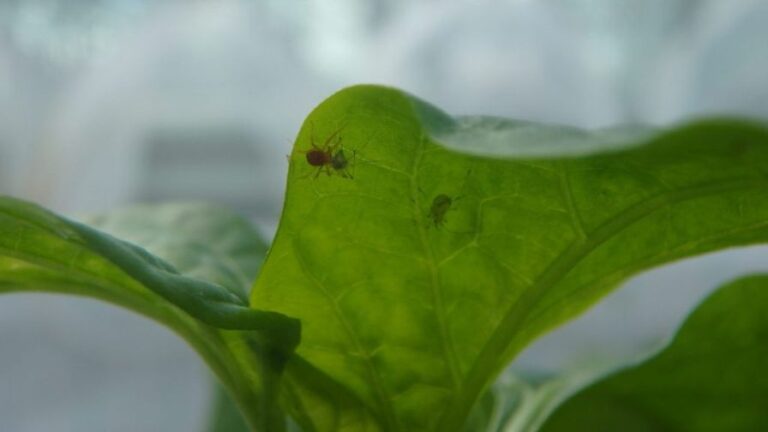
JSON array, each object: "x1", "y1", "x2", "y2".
[{"x1": 2, "y1": 1, "x2": 768, "y2": 430}]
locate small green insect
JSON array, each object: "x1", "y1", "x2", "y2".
[
  {"x1": 424, "y1": 171, "x2": 472, "y2": 229},
  {"x1": 330, "y1": 148, "x2": 354, "y2": 178},
  {"x1": 429, "y1": 194, "x2": 454, "y2": 228}
]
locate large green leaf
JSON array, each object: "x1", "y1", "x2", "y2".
[
  {"x1": 0, "y1": 199, "x2": 299, "y2": 431},
  {"x1": 541, "y1": 274, "x2": 768, "y2": 431},
  {"x1": 251, "y1": 85, "x2": 768, "y2": 431}
]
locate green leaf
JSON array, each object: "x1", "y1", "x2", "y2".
[
  {"x1": 0, "y1": 199, "x2": 299, "y2": 431},
  {"x1": 541, "y1": 274, "x2": 768, "y2": 432},
  {"x1": 251, "y1": 85, "x2": 768, "y2": 431},
  {"x1": 83, "y1": 202, "x2": 269, "y2": 303}
]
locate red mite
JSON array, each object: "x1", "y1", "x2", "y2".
[
  {"x1": 306, "y1": 148, "x2": 331, "y2": 167},
  {"x1": 304, "y1": 126, "x2": 353, "y2": 178}
]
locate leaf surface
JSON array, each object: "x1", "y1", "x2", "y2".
[
  {"x1": 541, "y1": 274, "x2": 768, "y2": 432},
  {"x1": 251, "y1": 85, "x2": 768, "y2": 431}
]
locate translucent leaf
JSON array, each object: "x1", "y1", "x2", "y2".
[{"x1": 252, "y1": 85, "x2": 768, "y2": 430}]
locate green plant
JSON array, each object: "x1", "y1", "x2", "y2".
[{"x1": 2, "y1": 85, "x2": 767, "y2": 431}]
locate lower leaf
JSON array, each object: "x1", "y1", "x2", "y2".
[
  {"x1": 0, "y1": 198, "x2": 298, "y2": 431},
  {"x1": 541, "y1": 274, "x2": 768, "y2": 431}
]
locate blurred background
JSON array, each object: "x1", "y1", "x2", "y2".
[{"x1": 2, "y1": 0, "x2": 768, "y2": 430}]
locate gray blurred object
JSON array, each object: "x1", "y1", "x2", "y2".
[
  {"x1": 2, "y1": 0, "x2": 768, "y2": 431},
  {"x1": 137, "y1": 126, "x2": 270, "y2": 216},
  {"x1": 0, "y1": 296, "x2": 209, "y2": 432}
]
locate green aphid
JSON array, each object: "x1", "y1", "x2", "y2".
[
  {"x1": 429, "y1": 194, "x2": 454, "y2": 228},
  {"x1": 331, "y1": 148, "x2": 353, "y2": 178}
]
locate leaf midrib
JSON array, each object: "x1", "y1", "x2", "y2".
[
  {"x1": 410, "y1": 135, "x2": 463, "y2": 391},
  {"x1": 437, "y1": 175, "x2": 767, "y2": 430}
]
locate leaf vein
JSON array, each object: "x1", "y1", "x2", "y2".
[{"x1": 291, "y1": 237, "x2": 401, "y2": 430}]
